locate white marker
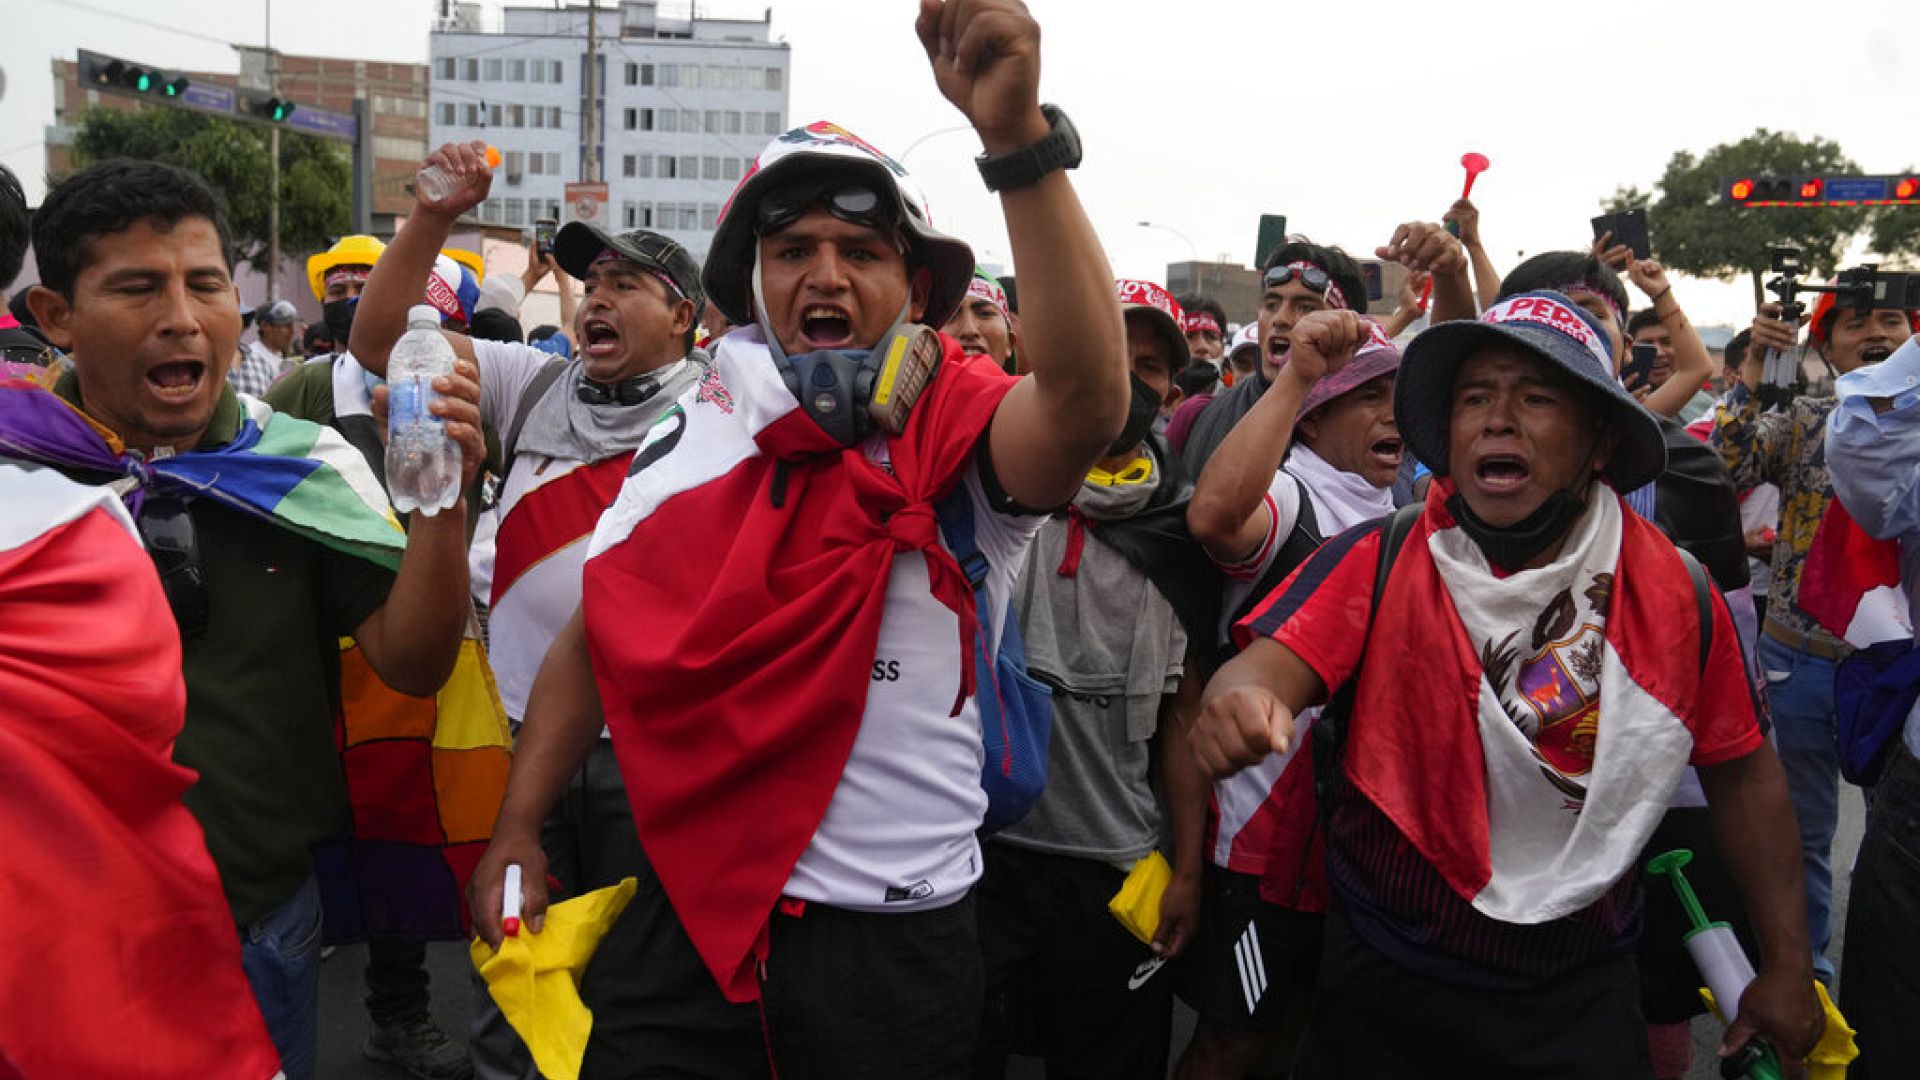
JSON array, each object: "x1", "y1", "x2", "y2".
[{"x1": 502, "y1": 864, "x2": 523, "y2": 937}]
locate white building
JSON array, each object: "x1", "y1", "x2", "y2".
[{"x1": 429, "y1": 1, "x2": 790, "y2": 260}]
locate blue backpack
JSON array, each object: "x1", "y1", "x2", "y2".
[
  {"x1": 936, "y1": 487, "x2": 1053, "y2": 833},
  {"x1": 1834, "y1": 639, "x2": 1920, "y2": 786}
]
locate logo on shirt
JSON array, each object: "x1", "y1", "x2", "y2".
[
  {"x1": 884, "y1": 879, "x2": 935, "y2": 903},
  {"x1": 1127, "y1": 956, "x2": 1168, "y2": 991},
  {"x1": 871, "y1": 657, "x2": 902, "y2": 682}
]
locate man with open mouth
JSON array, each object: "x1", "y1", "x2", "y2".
[
  {"x1": 1190, "y1": 291, "x2": 1822, "y2": 1078},
  {"x1": 1177, "y1": 309, "x2": 1402, "y2": 1076},
  {"x1": 458, "y1": 2, "x2": 1130, "y2": 1076},
  {"x1": 1713, "y1": 279, "x2": 1919, "y2": 988}
]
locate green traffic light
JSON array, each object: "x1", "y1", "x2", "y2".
[
  {"x1": 163, "y1": 78, "x2": 187, "y2": 97},
  {"x1": 132, "y1": 69, "x2": 152, "y2": 92}
]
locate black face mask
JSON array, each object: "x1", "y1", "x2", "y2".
[
  {"x1": 322, "y1": 298, "x2": 357, "y2": 351},
  {"x1": 1107, "y1": 373, "x2": 1162, "y2": 457},
  {"x1": 1446, "y1": 487, "x2": 1589, "y2": 573}
]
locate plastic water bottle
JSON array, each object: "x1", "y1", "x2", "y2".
[
  {"x1": 415, "y1": 145, "x2": 500, "y2": 204},
  {"x1": 387, "y1": 304, "x2": 462, "y2": 516}
]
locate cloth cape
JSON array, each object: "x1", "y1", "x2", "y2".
[
  {"x1": 1319, "y1": 481, "x2": 1713, "y2": 924},
  {"x1": 1801, "y1": 497, "x2": 1912, "y2": 648},
  {"x1": 0, "y1": 462, "x2": 281, "y2": 1080},
  {"x1": 582, "y1": 326, "x2": 1015, "y2": 1001}
]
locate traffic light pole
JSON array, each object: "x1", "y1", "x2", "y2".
[{"x1": 265, "y1": 1, "x2": 279, "y2": 301}]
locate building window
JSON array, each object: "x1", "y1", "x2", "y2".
[
  {"x1": 504, "y1": 150, "x2": 525, "y2": 179},
  {"x1": 461, "y1": 58, "x2": 479, "y2": 81},
  {"x1": 701, "y1": 204, "x2": 719, "y2": 230},
  {"x1": 683, "y1": 65, "x2": 701, "y2": 89},
  {"x1": 745, "y1": 112, "x2": 762, "y2": 136},
  {"x1": 680, "y1": 110, "x2": 697, "y2": 133},
  {"x1": 725, "y1": 111, "x2": 742, "y2": 134},
  {"x1": 484, "y1": 59, "x2": 503, "y2": 81},
  {"x1": 489, "y1": 104, "x2": 503, "y2": 126},
  {"x1": 623, "y1": 202, "x2": 639, "y2": 229},
  {"x1": 549, "y1": 60, "x2": 563, "y2": 82},
  {"x1": 509, "y1": 59, "x2": 526, "y2": 81},
  {"x1": 531, "y1": 107, "x2": 545, "y2": 129},
  {"x1": 701, "y1": 156, "x2": 720, "y2": 181},
  {"x1": 480, "y1": 199, "x2": 501, "y2": 224},
  {"x1": 678, "y1": 155, "x2": 697, "y2": 182},
  {"x1": 660, "y1": 64, "x2": 679, "y2": 87},
  {"x1": 437, "y1": 57, "x2": 456, "y2": 80},
  {"x1": 764, "y1": 111, "x2": 782, "y2": 132},
  {"x1": 640, "y1": 63, "x2": 654, "y2": 86},
  {"x1": 624, "y1": 107, "x2": 637, "y2": 130},
  {"x1": 704, "y1": 110, "x2": 721, "y2": 134},
  {"x1": 658, "y1": 110, "x2": 677, "y2": 133},
  {"x1": 766, "y1": 67, "x2": 783, "y2": 91},
  {"x1": 635, "y1": 155, "x2": 653, "y2": 178},
  {"x1": 723, "y1": 157, "x2": 741, "y2": 180},
  {"x1": 437, "y1": 102, "x2": 455, "y2": 125},
  {"x1": 624, "y1": 62, "x2": 638, "y2": 86},
  {"x1": 545, "y1": 152, "x2": 562, "y2": 174},
  {"x1": 548, "y1": 106, "x2": 561, "y2": 127},
  {"x1": 527, "y1": 153, "x2": 544, "y2": 176},
  {"x1": 679, "y1": 205, "x2": 698, "y2": 231},
  {"x1": 505, "y1": 198, "x2": 525, "y2": 226},
  {"x1": 507, "y1": 104, "x2": 525, "y2": 127},
  {"x1": 464, "y1": 103, "x2": 483, "y2": 126},
  {"x1": 374, "y1": 135, "x2": 427, "y2": 160},
  {"x1": 659, "y1": 156, "x2": 676, "y2": 179}
]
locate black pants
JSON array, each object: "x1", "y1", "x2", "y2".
[
  {"x1": 973, "y1": 843, "x2": 1172, "y2": 1080},
  {"x1": 364, "y1": 937, "x2": 431, "y2": 1027},
  {"x1": 1293, "y1": 907, "x2": 1651, "y2": 1080},
  {"x1": 581, "y1": 851, "x2": 983, "y2": 1080}
]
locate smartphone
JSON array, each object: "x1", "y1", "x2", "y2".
[
  {"x1": 533, "y1": 217, "x2": 558, "y2": 257},
  {"x1": 1592, "y1": 209, "x2": 1651, "y2": 261},
  {"x1": 1622, "y1": 342, "x2": 1657, "y2": 389}
]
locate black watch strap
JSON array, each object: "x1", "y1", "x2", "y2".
[{"x1": 976, "y1": 105, "x2": 1081, "y2": 194}]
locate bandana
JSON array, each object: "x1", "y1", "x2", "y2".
[
  {"x1": 581, "y1": 326, "x2": 1015, "y2": 1002},
  {"x1": 324, "y1": 266, "x2": 371, "y2": 290},
  {"x1": 1556, "y1": 284, "x2": 1625, "y2": 329},
  {"x1": 1182, "y1": 312, "x2": 1222, "y2": 336},
  {"x1": 966, "y1": 273, "x2": 1010, "y2": 321}
]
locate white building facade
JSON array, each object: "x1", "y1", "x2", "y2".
[{"x1": 430, "y1": 1, "x2": 790, "y2": 261}]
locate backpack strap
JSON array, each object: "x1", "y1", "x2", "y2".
[
  {"x1": 497, "y1": 361, "x2": 569, "y2": 481},
  {"x1": 936, "y1": 485, "x2": 991, "y2": 596},
  {"x1": 1311, "y1": 503, "x2": 1421, "y2": 809},
  {"x1": 1229, "y1": 471, "x2": 1325, "y2": 629},
  {"x1": 1676, "y1": 547, "x2": 1714, "y2": 674}
]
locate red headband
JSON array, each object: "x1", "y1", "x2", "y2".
[{"x1": 1182, "y1": 312, "x2": 1221, "y2": 336}]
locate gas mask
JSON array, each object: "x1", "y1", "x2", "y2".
[{"x1": 754, "y1": 258, "x2": 941, "y2": 448}]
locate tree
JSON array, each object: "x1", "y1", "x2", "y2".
[
  {"x1": 1603, "y1": 129, "x2": 1920, "y2": 307},
  {"x1": 66, "y1": 105, "x2": 350, "y2": 275}
]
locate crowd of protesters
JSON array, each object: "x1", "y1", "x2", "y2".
[{"x1": 3, "y1": 2, "x2": 1917, "y2": 1079}]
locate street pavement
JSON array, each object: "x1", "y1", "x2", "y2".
[{"x1": 320, "y1": 789, "x2": 1870, "y2": 1079}]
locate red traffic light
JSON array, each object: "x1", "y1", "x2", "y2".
[
  {"x1": 1897, "y1": 177, "x2": 1920, "y2": 201},
  {"x1": 1730, "y1": 178, "x2": 1755, "y2": 201},
  {"x1": 1799, "y1": 178, "x2": 1824, "y2": 201}
]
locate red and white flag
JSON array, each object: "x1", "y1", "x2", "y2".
[{"x1": 1800, "y1": 497, "x2": 1912, "y2": 648}]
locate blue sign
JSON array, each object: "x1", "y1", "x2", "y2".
[
  {"x1": 179, "y1": 82, "x2": 235, "y2": 115},
  {"x1": 286, "y1": 105, "x2": 357, "y2": 141},
  {"x1": 1827, "y1": 177, "x2": 1889, "y2": 202}
]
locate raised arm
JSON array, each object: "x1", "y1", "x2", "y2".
[
  {"x1": 1827, "y1": 348, "x2": 1920, "y2": 539},
  {"x1": 1443, "y1": 198, "x2": 1503, "y2": 311},
  {"x1": 350, "y1": 141, "x2": 493, "y2": 378},
  {"x1": 1628, "y1": 259, "x2": 1712, "y2": 419},
  {"x1": 1187, "y1": 310, "x2": 1367, "y2": 564},
  {"x1": 915, "y1": 0, "x2": 1127, "y2": 510},
  {"x1": 1378, "y1": 221, "x2": 1473, "y2": 325}
]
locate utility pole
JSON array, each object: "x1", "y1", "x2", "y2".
[
  {"x1": 583, "y1": 0, "x2": 600, "y2": 182},
  {"x1": 266, "y1": 0, "x2": 280, "y2": 300}
]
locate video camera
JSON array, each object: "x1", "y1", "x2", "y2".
[{"x1": 1758, "y1": 245, "x2": 1920, "y2": 405}]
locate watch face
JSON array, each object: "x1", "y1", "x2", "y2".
[{"x1": 977, "y1": 106, "x2": 1081, "y2": 193}]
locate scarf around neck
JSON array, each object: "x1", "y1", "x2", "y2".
[
  {"x1": 0, "y1": 374, "x2": 405, "y2": 568},
  {"x1": 581, "y1": 325, "x2": 1015, "y2": 1001},
  {"x1": 1341, "y1": 480, "x2": 1705, "y2": 925},
  {"x1": 1285, "y1": 444, "x2": 1394, "y2": 531},
  {"x1": 515, "y1": 352, "x2": 707, "y2": 464}
]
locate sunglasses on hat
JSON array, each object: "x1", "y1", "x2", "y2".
[
  {"x1": 755, "y1": 182, "x2": 893, "y2": 237},
  {"x1": 137, "y1": 494, "x2": 209, "y2": 638}
]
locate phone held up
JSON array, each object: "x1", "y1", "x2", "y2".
[
  {"x1": 533, "y1": 217, "x2": 558, "y2": 258},
  {"x1": 1592, "y1": 208, "x2": 1651, "y2": 261}
]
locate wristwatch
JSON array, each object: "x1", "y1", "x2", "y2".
[{"x1": 976, "y1": 105, "x2": 1082, "y2": 193}]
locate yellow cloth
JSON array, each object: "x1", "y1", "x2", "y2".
[
  {"x1": 469, "y1": 878, "x2": 639, "y2": 1080},
  {"x1": 1107, "y1": 851, "x2": 1172, "y2": 945},
  {"x1": 1700, "y1": 979, "x2": 1858, "y2": 1079}
]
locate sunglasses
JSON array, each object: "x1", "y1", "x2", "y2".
[
  {"x1": 137, "y1": 494, "x2": 209, "y2": 638},
  {"x1": 1263, "y1": 263, "x2": 1333, "y2": 294},
  {"x1": 755, "y1": 183, "x2": 893, "y2": 237}
]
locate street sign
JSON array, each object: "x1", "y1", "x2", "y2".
[
  {"x1": 178, "y1": 82, "x2": 235, "y2": 116},
  {"x1": 565, "y1": 182, "x2": 610, "y2": 228},
  {"x1": 285, "y1": 105, "x2": 357, "y2": 141},
  {"x1": 1825, "y1": 177, "x2": 1889, "y2": 203}
]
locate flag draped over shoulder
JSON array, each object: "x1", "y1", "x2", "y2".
[
  {"x1": 1338, "y1": 483, "x2": 1716, "y2": 925},
  {"x1": 1800, "y1": 497, "x2": 1912, "y2": 648},
  {"x1": 582, "y1": 327, "x2": 1013, "y2": 1001},
  {"x1": 0, "y1": 462, "x2": 281, "y2": 1080},
  {"x1": 0, "y1": 378, "x2": 509, "y2": 943}
]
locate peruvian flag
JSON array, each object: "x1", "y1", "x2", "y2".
[
  {"x1": 1800, "y1": 497, "x2": 1912, "y2": 648},
  {"x1": 0, "y1": 465, "x2": 280, "y2": 1079}
]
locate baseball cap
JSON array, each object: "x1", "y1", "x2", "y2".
[
  {"x1": 259, "y1": 299, "x2": 300, "y2": 326},
  {"x1": 1115, "y1": 279, "x2": 1191, "y2": 372},
  {"x1": 553, "y1": 223, "x2": 704, "y2": 310},
  {"x1": 1396, "y1": 290, "x2": 1665, "y2": 492}
]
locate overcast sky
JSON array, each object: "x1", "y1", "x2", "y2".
[{"x1": 6, "y1": 0, "x2": 1916, "y2": 327}]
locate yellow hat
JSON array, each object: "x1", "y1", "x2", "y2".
[
  {"x1": 442, "y1": 248, "x2": 485, "y2": 284},
  {"x1": 306, "y1": 235, "x2": 388, "y2": 301}
]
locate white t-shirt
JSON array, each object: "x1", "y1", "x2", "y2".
[{"x1": 783, "y1": 443, "x2": 1042, "y2": 912}]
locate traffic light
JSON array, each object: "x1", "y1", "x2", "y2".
[
  {"x1": 1728, "y1": 177, "x2": 1754, "y2": 202},
  {"x1": 81, "y1": 51, "x2": 189, "y2": 99},
  {"x1": 1897, "y1": 177, "x2": 1920, "y2": 201},
  {"x1": 1797, "y1": 177, "x2": 1824, "y2": 201},
  {"x1": 244, "y1": 92, "x2": 295, "y2": 123},
  {"x1": 1724, "y1": 173, "x2": 1920, "y2": 207}
]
